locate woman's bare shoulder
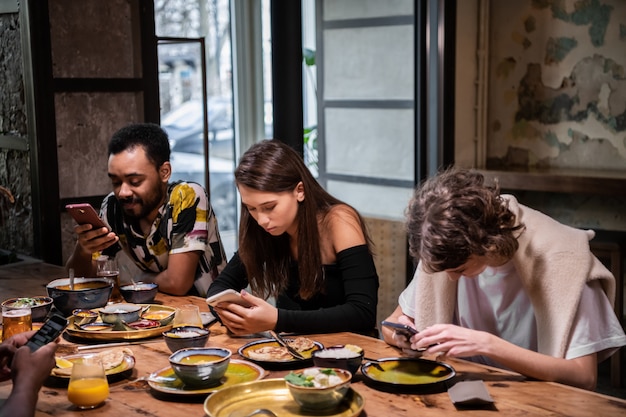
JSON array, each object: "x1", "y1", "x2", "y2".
[{"x1": 323, "y1": 204, "x2": 366, "y2": 250}]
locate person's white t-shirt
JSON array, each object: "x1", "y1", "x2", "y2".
[{"x1": 398, "y1": 261, "x2": 626, "y2": 367}]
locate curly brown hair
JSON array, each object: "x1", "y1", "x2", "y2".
[{"x1": 406, "y1": 168, "x2": 524, "y2": 273}]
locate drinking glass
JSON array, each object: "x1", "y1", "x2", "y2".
[
  {"x1": 172, "y1": 304, "x2": 203, "y2": 328},
  {"x1": 96, "y1": 256, "x2": 122, "y2": 303},
  {"x1": 67, "y1": 356, "x2": 109, "y2": 409},
  {"x1": 2, "y1": 304, "x2": 32, "y2": 341}
]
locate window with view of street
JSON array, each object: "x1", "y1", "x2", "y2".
[{"x1": 155, "y1": 0, "x2": 237, "y2": 257}]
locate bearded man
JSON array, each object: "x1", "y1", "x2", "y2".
[{"x1": 66, "y1": 123, "x2": 227, "y2": 296}]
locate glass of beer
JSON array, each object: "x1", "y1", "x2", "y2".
[
  {"x1": 172, "y1": 304, "x2": 203, "y2": 328},
  {"x1": 67, "y1": 355, "x2": 109, "y2": 409},
  {"x1": 96, "y1": 256, "x2": 122, "y2": 303},
  {"x1": 2, "y1": 304, "x2": 32, "y2": 341}
]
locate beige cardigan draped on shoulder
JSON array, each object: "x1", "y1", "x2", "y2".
[{"x1": 411, "y1": 195, "x2": 615, "y2": 358}]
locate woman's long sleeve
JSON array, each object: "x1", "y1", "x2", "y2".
[
  {"x1": 206, "y1": 252, "x2": 249, "y2": 296},
  {"x1": 275, "y1": 245, "x2": 379, "y2": 334}
]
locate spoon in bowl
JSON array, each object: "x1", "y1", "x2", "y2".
[{"x1": 69, "y1": 268, "x2": 75, "y2": 290}]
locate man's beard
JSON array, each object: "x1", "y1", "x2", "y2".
[{"x1": 119, "y1": 187, "x2": 165, "y2": 219}]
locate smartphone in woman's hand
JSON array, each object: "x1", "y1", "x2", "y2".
[{"x1": 206, "y1": 289, "x2": 253, "y2": 308}]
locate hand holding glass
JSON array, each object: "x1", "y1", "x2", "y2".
[
  {"x1": 67, "y1": 356, "x2": 109, "y2": 409},
  {"x1": 2, "y1": 304, "x2": 32, "y2": 341}
]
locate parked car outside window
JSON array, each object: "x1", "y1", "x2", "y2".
[{"x1": 162, "y1": 97, "x2": 236, "y2": 232}]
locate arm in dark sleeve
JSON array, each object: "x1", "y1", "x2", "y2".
[
  {"x1": 206, "y1": 252, "x2": 249, "y2": 296},
  {"x1": 275, "y1": 245, "x2": 379, "y2": 334}
]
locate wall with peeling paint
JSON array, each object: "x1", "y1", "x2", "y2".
[{"x1": 487, "y1": 0, "x2": 626, "y2": 170}]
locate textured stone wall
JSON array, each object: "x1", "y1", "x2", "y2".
[{"x1": 0, "y1": 12, "x2": 34, "y2": 255}]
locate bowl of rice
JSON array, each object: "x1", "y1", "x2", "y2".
[
  {"x1": 312, "y1": 344, "x2": 364, "y2": 375},
  {"x1": 162, "y1": 326, "x2": 210, "y2": 353}
]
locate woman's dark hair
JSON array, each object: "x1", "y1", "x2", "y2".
[
  {"x1": 108, "y1": 123, "x2": 170, "y2": 170},
  {"x1": 235, "y1": 139, "x2": 371, "y2": 299},
  {"x1": 406, "y1": 167, "x2": 524, "y2": 273}
]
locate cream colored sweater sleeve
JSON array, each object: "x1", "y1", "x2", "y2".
[{"x1": 411, "y1": 195, "x2": 615, "y2": 358}]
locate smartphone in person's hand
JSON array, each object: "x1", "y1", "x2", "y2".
[
  {"x1": 25, "y1": 314, "x2": 69, "y2": 351},
  {"x1": 65, "y1": 203, "x2": 108, "y2": 230},
  {"x1": 206, "y1": 289, "x2": 253, "y2": 308},
  {"x1": 381, "y1": 320, "x2": 419, "y2": 339}
]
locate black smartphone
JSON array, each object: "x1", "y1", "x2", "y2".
[
  {"x1": 381, "y1": 320, "x2": 419, "y2": 339},
  {"x1": 25, "y1": 314, "x2": 68, "y2": 352}
]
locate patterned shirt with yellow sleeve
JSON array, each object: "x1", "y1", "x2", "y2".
[{"x1": 100, "y1": 181, "x2": 228, "y2": 296}]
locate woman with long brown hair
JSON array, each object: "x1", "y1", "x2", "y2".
[{"x1": 207, "y1": 140, "x2": 379, "y2": 335}]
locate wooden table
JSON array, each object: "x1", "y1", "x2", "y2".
[{"x1": 1, "y1": 261, "x2": 626, "y2": 416}]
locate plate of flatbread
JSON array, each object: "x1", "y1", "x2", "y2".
[
  {"x1": 238, "y1": 337, "x2": 323, "y2": 369},
  {"x1": 46, "y1": 348, "x2": 135, "y2": 385}
]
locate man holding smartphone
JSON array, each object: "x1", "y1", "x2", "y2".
[{"x1": 66, "y1": 123, "x2": 228, "y2": 297}]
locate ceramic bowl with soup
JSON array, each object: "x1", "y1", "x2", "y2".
[
  {"x1": 168, "y1": 347, "x2": 231, "y2": 387},
  {"x1": 46, "y1": 278, "x2": 113, "y2": 316}
]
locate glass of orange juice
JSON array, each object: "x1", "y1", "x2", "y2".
[{"x1": 67, "y1": 356, "x2": 109, "y2": 409}]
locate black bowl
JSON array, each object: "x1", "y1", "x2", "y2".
[
  {"x1": 46, "y1": 278, "x2": 113, "y2": 316},
  {"x1": 119, "y1": 282, "x2": 159, "y2": 304},
  {"x1": 360, "y1": 357, "x2": 456, "y2": 394},
  {"x1": 312, "y1": 344, "x2": 364, "y2": 375},
  {"x1": 162, "y1": 326, "x2": 210, "y2": 353}
]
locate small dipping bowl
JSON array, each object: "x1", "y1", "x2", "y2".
[
  {"x1": 285, "y1": 367, "x2": 352, "y2": 410},
  {"x1": 312, "y1": 344, "x2": 364, "y2": 375},
  {"x1": 119, "y1": 282, "x2": 159, "y2": 304},
  {"x1": 99, "y1": 303, "x2": 142, "y2": 324},
  {"x1": 142, "y1": 308, "x2": 175, "y2": 326},
  {"x1": 71, "y1": 308, "x2": 99, "y2": 326},
  {"x1": 162, "y1": 326, "x2": 210, "y2": 353},
  {"x1": 169, "y1": 347, "x2": 231, "y2": 387},
  {"x1": 1, "y1": 296, "x2": 53, "y2": 322}
]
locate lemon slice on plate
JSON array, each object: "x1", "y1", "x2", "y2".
[
  {"x1": 345, "y1": 344, "x2": 363, "y2": 354},
  {"x1": 55, "y1": 357, "x2": 73, "y2": 369}
]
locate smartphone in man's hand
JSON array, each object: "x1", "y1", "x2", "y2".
[
  {"x1": 25, "y1": 314, "x2": 68, "y2": 351},
  {"x1": 66, "y1": 203, "x2": 108, "y2": 230},
  {"x1": 381, "y1": 320, "x2": 419, "y2": 339}
]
